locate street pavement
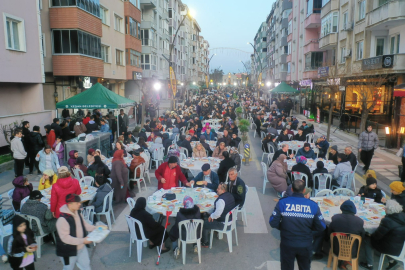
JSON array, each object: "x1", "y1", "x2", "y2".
[{"x1": 0, "y1": 112, "x2": 403, "y2": 270}]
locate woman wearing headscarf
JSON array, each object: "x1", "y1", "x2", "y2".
[
  {"x1": 291, "y1": 156, "x2": 313, "y2": 188},
  {"x1": 130, "y1": 197, "x2": 170, "y2": 253},
  {"x1": 217, "y1": 151, "x2": 236, "y2": 183},
  {"x1": 312, "y1": 161, "x2": 329, "y2": 189},
  {"x1": 88, "y1": 156, "x2": 110, "y2": 178},
  {"x1": 110, "y1": 150, "x2": 129, "y2": 203},
  {"x1": 87, "y1": 148, "x2": 96, "y2": 166},
  {"x1": 138, "y1": 128, "x2": 148, "y2": 142},
  {"x1": 229, "y1": 147, "x2": 241, "y2": 172},
  {"x1": 169, "y1": 196, "x2": 201, "y2": 258},
  {"x1": 267, "y1": 154, "x2": 289, "y2": 194}
]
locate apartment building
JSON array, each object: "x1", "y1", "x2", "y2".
[
  {"x1": 252, "y1": 22, "x2": 268, "y2": 85},
  {"x1": 0, "y1": 0, "x2": 52, "y2": 147}
]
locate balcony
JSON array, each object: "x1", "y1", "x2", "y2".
[
  {"x1": 281, "y1": 18, "x2": 288, "y2": 29},
  {"x1": 286, "y1": 54, "x2": 292, "y2": 62},
  {"x1": 366, "y1": 0, "x2": 405, "y2": 30},
  {"x1": 304, "y1": 13, "x2": 321, "y2": 29},
  {"x1": 302, "y1": 69, "x2": 319, "y2": 79},
  {"x1": 280, "y1": 71, "x2": 287, "y2": 81},
  {"x1": 321, "y1": 0, "x2": 339, "y2": 18},
  {"x1": 282, "y1": 0, "x2": 292, "y2": 12},
  {"x1": 319, "y1": 33, "x2": 337, "y2": 49},
  {"x1": 141, "y1": 20, "x2": 156, "y2": 30},
  {"x1": 280, "y1": 54, "x2": 287, "y2": 64},
  {"x1": 303, "y1": 39, "x2": 321, "y2": 54},
  {"x1": 52, "y1": 55, "x2": 103, "y2": 77},
  {"x1": 140, "y1": 0, "x2": 156, "y2": 9},
  {"x1": 141, "y1": 39, "x2": 157, "y2": 54},
  {"x1": 287, "y1": 33, "x2": 292, "y2": 42},
  {"x1": 281, "y1": 36, "x2": 288, "y2": 46}
]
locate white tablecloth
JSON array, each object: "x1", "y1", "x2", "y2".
[
  {"x1": 190, "y1": 140, "x2": 216, "y2": 151},
  {"x1": 310, "y1": 196, "x2": 385, "y2": 234},
  {"x1": 40, "y1": 185, "x2": 98, "y2": 206},
  {"x1": 180, "y1": 157, "x2": 221, "y2": 177},
  {"x1": 104, "y1": 156, "x2": 133, "y2": 170},
  {"x1": 278, "y1": 141, "x2": 315, "y2": 150},
  {"x1": 146, "y1": 187, "x2": 217, "y2": 217}
]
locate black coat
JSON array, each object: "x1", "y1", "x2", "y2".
[
  {"x1": 51, "y1": 123, "x2": 62, "y2": 137},
  {"x1": 227, "y1": 177, "x2": 246, "y2": 208},
  {"x1": 229, "y1": 137, "x2": 241, "y2": 148},
  {"x1": 271, "y1": 149, "x2": 289, "y2": 166},
  {"x1": 291, "y1": 163, "x2": 313, "y2": 186},
  {"x1": 181, "y1": 140, "x2": 193, "y2": 157},
  {"x1": 130, "y1": 207, "x2": 164, "y2": 242},
  {"x1": 27, "y1": 132, "x2": 44, "y2": 154},
  {"x1": 277, "y1": 133, "x2": 291, "y2": 143},
  {"x1": 169, "y1": 206, "x2": 201, "y2": 242},
  {"x1": 61, "y1": 126, "x2": 72, "y2": 141},
  {"x1": 22, "y1": 127, "x2": 31, "y2": 149},
  {"x1": 371, "y1": 212, "x2": 405, "y2": 256},
  {"x1": 329, "y1": 151, "x2": 339, "y2": 165},
  {"x1": 358, "y1": 186, "x2": 384, "y2": 203},
  {"x1": 216, "y1": 135, "x2": 231, "y2": 147},
  {"x1": 329, "y1": 213, "x2": 365, "y2": 257},
  {"x1": 86, "y1": 122, "x2": 99, "y2": 134},
  {"x1": 392, "y1": 191, "x2": 405, "y2": 211},
  {"x1": 294, "y1": 133, "x2": 306, "y2": 142},
  {"x1": 346, "y1": 152, "x2": 357, "y2": 170},
  {"x1": 217, "y1": 157, "x2": 236, "y2": 183}
]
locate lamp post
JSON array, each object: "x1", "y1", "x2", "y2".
[
  {"x1": 206, "y1": 54, "x2": 216, "y2": 88},
  {"x1": 248, "y1": 42, "x2": 263, "y2": 89},
  {"x1": 266, "y1": 81, "x2": 272, "y2": 105},
  {"x1": 154, "y1": 82, "x2": 161, "y2": 116}
]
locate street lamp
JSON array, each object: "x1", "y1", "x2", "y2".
[
  {"x1": 266, "y1": 82, "x2": 271, "y2": 87},
  {"x1": 193, "y1": 81, "x2": 196, "y2": 85},
  {"x1": 154, "y1": 82, "x2": 162, "y2": 91}
]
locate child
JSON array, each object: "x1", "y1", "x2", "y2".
[
  {"x1": 358, "y1": 176, "x2": 385, "y2": 203},
  {"x1": 67, "y1": 150, "x2": 78, "y2": 169},
  {"x1": 95, "y1": 149, "x2": 106, "y2": 161},
  {"x1": 53, "y1": 137, "x2": 65, "y2": 166},
  {"x1": 12, "y1": 176, "x2": 33, "y2": 211},
  {"x1": 38, "y1": 169, "x2": 58, "y2": 190},
  {"x1": 7, "y1": 215, "x2": 37, "y2": 270}
]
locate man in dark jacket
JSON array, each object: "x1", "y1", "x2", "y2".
[
  {"x1": 294, "y1": 128, "x2": 306, "y2": 141},
  {"x1": 162, "y1": 133, "x2": 172, "y2": 155},
  {"x1": 271, "y1": 144, "x2": 294, "y2": 166},
  {"x1": 27, "y1": 126, "x2": 44, "y2": 174},
  {"x1": 267, "y1": 123, "x2": 279, "y2": 136},
  {"x1": 229, "y1": 133, "x2": 241, "y2": 148},
  {"x1": 326, "y1": 200, "x2": 364, "y2": 265},
  {"x1": 216, "y1": 130, "x2": 231, "y2": 147},
  {"x1": 91, "y1": 176, "x2": 112, "y2": 213},
  {"x1": 270, "y1": 180, "x2": 326, "y2": 270},
  {"x1": 22, "y1": 121, "x2": 31, "y2": 167},
  {"x1": 51, "y1": 118, "x2": 62, "y2": 138},
  {"x1": 227, "y1": 168, "x2": 246, "y2": 208},
  {"x1": 85, "y1": 116, "x2": 99, "y2": 134},
  {"x1": 291, "y1": 117, "x2": 299, "y2": 130},
  {"x1": 230, "y1": 123, "x2": 238, "y2": 136},
  {"x1": 344, "y1": 146, "x2": 358, "y2": 171},
  {"x1": 191, "y1": 164, "x2": 219, "y2": 191},
  {"x1": 137, "y1": 102, "x2": 143, "y2": 124},
  {"x1": 181, "y1": 135, "x2": 193, "y2": 157},
  {"x1": 254, "y1": 115, "x2": 262, "y2": 137}
]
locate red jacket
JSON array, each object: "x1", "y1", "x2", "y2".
[
  {"x1": 155, "y1": 162, "x2": 187, "y2": 190},
  {"x1": 83, "y1": 117, "x2": 90, "y2": 125},
  {"x1": 47, "y1": 130, "x2": 56, "y2": 148},
  {"x1": 51, "y1": 176, "x2": 82, "y2": 218}
]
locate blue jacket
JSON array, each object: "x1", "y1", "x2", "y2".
[
  {"x1": 203, "y1": 131, "x2": 217, "y2": 141},
  {"x1": 35, "y1": 149, "x2": 60, "y2": 173},
  {"x1": 193, "y1": 171, "x2": 219, "y2": 191},
  {"x1": 270, "y1": 193, "x2": 326, "y2": 247},
  {"x1": 100, "y1": 123, "x2": 110, "y2": 133},
  {"x1": 296, "y1": 148, "x2": 317, "y2": 159},
  {"x1": 316, "y1": 140, "x2": 329, "y2": 154}
]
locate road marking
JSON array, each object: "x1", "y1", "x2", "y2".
[{"x1": 244, "y1": 187, "x2": 268, "y2": 234}]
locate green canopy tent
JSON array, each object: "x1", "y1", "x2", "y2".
[
  {"x1": 270, "y1": 81, "x2": 298, "y2": 94},
  {"x1": 56, "y1": 83, "x2": 136, "y2": 136}
]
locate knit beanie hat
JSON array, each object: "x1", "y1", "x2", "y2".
[
  {"x1": 340, "y1": 200, "x2": 356, "y2": 214},
  {"x1": 390, "y1": 181, "x2": 405, "y2": 193},
  {"x1": 331, "y1": 145, "x2": 338, "y2": 151},
  {"x1": 183, "y1": 196, "x2": 194, "y2": 209},
  {"x1": 366, "y1": 177, "x2": 377, "y2": 186},
  {"x1": 168, "y1": 156, "x2": 178, "y2": 164}
]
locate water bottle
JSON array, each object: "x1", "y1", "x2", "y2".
[{"x1": 359, "y1": 200, "x2": 364, "y2": 210}]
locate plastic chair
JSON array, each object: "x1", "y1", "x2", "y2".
[
  {"x1": 209, "y1": 206, "x2": 239, "y2": 253},
  {"x1": 82, "y1": 205, "x2": 95, "y2": 225},
  {"x1": 179, "y1": 147, "x2": 189, "y2": 158},
  {"x1": 237, "y1": 186, "x2": 248, "y2": 227},
  {"x1": 287, "y1": 134, "x2": 293, "y2": 140},
  {"x1": 127, "y1": 197, "x2": 136, "y2": 209},
  {"x1": 267, "y1": 153, "x2": 274, "y2": 166},
  {"x1": 306, "y1": 133, "x2": 314, "y2": 143},
  {"x1": 327, "y1": 233, "x2": 362, "y2": 270},
  {"x1": 143, "y1": 163, "x2": 151, "y2": 184},
  {"x1": 178, "y1": 219, "x2": 204, "y2": 265},
  {"x1": 261, "y1": 162, "x2": 270, "y2": 195},
  {"x1": 260, "y1": 131, "x2": 266, "y2": 140},
  {"x1": 8, "y1": 189, "x2": 18, "y2": 212},
  {"x1": 150, "y1": 147, "x2": 164, "y2": 169},
  {"x1": 107, "y1": 178, "x2": 112, "y2": 184},
  {"x1": 80, "y1": 176, "x2": 94, "y2": 187},
  {"x1": 73, "y1": 168, "x2": 85, "y2": 180},
  {"x1": 180, "y1": 153, "x2": 187, "y2": 161},
  {"x1": 20, "y1": 196, "x2": 30, "y2": 210},
  {"x1": 381, "y1": 190, "x2": 386, "y2": 198},
  {"x1": 17, "y1": 213, "x2": 56, "y2": 258},
  {"x1": 377, "y1": 242, "x2": 405, "y2": 270},
  {"x1": 125, "y1": 215, "x2": 149, "y2": 263},
  {"x1": 291, "y1": 172, "x2": 309, "y2": 188},
  {"x1": 313, "y1": 173, "x2": 332, "y2": 196},
  {"x1": 332, "y1": 172, "x2": 353, "y2": 190},
  {"x1": 129, "y1": 164, "x2": 147, "y2": 192},
  {"x1": 180, "y1": 126, "x2": 186, "y2": 135},
  {"x1": 315, "y1": 189, "x2": 334, "y2": 197},
  {"x1": 0, "y1": 220, "x2": 12, "y2": 250},
  {"x1": 95, "y1": 189, "x2": 116, "y2": 230},
  {"x1": 333, "y1": 188, "x2": 355, "y2": 196},
  {"x1": 168, "y1": 144, "x2": 177, "y2": 152},
  {"x1": 238, "y1": 154, "x2": 243, "y2": 174}
]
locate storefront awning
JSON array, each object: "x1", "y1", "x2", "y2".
[
  {"x1": 270, "y1": 82, "x2": 298, "y2": 94},
  {"x1": 394, "y1": 84, "x2": 405, "y2": 97}
]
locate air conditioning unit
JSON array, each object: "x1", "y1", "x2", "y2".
[{"x1": 344, "y1": 49, "x2": 352, "y2": 58}]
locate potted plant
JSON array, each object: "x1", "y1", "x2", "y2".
[{"x1": 235, "y1": 107, "x2": 243, "y2": 119}]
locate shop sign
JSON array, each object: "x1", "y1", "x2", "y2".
[
  {"x1": 132, "y1": 72, "x2": 142, "y2": 80},
  {"x1": 382, "y1": 55, "x2": 394, "y2": 68},
  {"x1": 327, "y1": 78, "x2": 340, "y2": 85},
  {"x1": 83, "y1": 77, "x2": 92, "y2": 89},
  {"x1": 362, "y1": 56, "x2": 382, "y2": 70},
  {"x1": 318, "y1": 67, "x2": 329, "y2": 77}
]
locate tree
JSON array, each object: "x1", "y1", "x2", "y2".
[{"x1": 210, "y1": 68, "x2": 224, "y2": 84}]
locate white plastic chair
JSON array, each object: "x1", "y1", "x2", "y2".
[
  {"x1": 237, "y1": 186, "x2": 248, "y2": 227},
  {"x1": 107, "y1": 178, "x2": 112, "y2": 184},
  {"x1": 95, "y1": 189, "x2": 116, "y2": 230},
  {"x1": 129, "y1": 164, "x2": 147, "y2": 191},
  {"x1": 315, "y1": 189, "x2": 334, "y2": 197},
  {"x1": 168, "y1": 144, "x2": 177, "y2": 152},
  {"x1": 381, "y1": 190, "x2": 387, "y2": 198},
  {"x1": 287, "y1": 134, "x2": 293, "y2": 140},
  {"x1": 125, "y1": 215, "x2": 149, "y2": 263},
  {"x1": 143, "y1": 163, "x2": 151, "y2": 184},
  {"x1": 332, "y1": 171, "x2": 353, "y2": 190},
  {"x1": 0, "y1": 220, "x2": 12, "y2": 250},
  {"x1": 238, "y1": 154, "x2": 243, "y2": 174},
  {"x1": 17, "y1": 213, "x2": 56, "y2": 258},
  {"x1": 209, "y1": 206, "x2": 239, "y2": 253},
  {"x1": 73, "y1": 168, "x2": 85, "y2": 179},
  {"x1": 261, "y1": 162, "x2": 270, "y2": 195},
  {"x1": 313, "y1": 173, "x2": 332, "y2": 196},
  {"x1": 333, "y1": 188, "x2": 355, "y2": 196},
  {"x1": 20, "y1": 196, "x2": 30, "y2": 210},
  {"x1": 80, "y1": 176, "x2": 94, "y2": 187},
  {"x1": 82, "y1": 205, "x2": 95, "y2": 225},
  {"x1": 179, "y1": 147, "x2": 189, "y2": 158},
  {"x1": 260, "y1": 131, "x2": 266, "y2": 140},
  {"x1": 291, "y1": 172, "x2": 309, "y2": 188},
  {"x1": 127, "y1": 197, "x2": 136, "y2": 209},
  {"x1": 8, "y1": 189, "x2": 19, "y2": 212},
  {"x1": 306, "y1": 133, "x2": 314, "y2": 143},
  {"x1": 378, "y1": 242, "x2": 405, "y2": 270},
  {"x1": 150, "y1": 147, "x2": 164, "y2": 169},
  {"x1": 180, "y1": 153, "x2": 187, "y2": 161},
  {"x1": 178, "y1": 219, "x2": 204, "y2": 264},
  {"x1": 180, "y1": 126, "x2": 186, "y2": 135},
  {"x1": 267, "y1": 153, "x2": 274, "y2": 166}
]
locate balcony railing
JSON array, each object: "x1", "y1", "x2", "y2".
[
  {"x1": 366, "y1": 0, "x2": 405, "y2": 29},
  {"x1": 142, "y1": 39, "x2": 156, "y2": 47}
]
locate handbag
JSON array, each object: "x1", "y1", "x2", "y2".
[
  {"x1": 396, "y1": 148, "x2": 404, "y2": 157},
  {"x1": 162, "y1": 193, "x2": 176, "y2": 200}
]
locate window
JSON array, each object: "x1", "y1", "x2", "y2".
[
  {"x1": 126, "y1": 17, "x2": 137, "y2": 37},
  {"x1": 127, "y1": 49, "x2": 141, "y2": 67},
  {"x1": 307, "y1": 0, "x2": 314, "y2": 16},
  {"x1": 100, "y1": 6, "x2": 108, "y2": 25},
  {"x1": 4, "y1": 14, "x2": 26, "y2": 51},
  {"x1": 397, "y1": 35, "x2": 400, "y2": 54},
  {"x1": 168, "y1": 8, "x2": 172, "y2": 19},
  {"x1": 141, "y1": 54, "x2": 156, "y2": 70},
  {"x1": 52, "y1": 29, "x2": 101, "y2": 58},
  {"x1": 379, "y1": 0, "x2": 388, "y2": 6},
  {"x1": 101, "y1": 44, "x2": 109, "y2": 63},
  {"x1": 288, "y1": 42, "x2": 292, "y2": 54},
  {"x1": 52, "y1": 0, "x2": 100, "y2": 18},
  {"x1": 356, "y1": 41, "x2": 363, "y2": 60},
  {"x1": 321, "y1": 12, "x2": 339, "y2": 37},
  {"x1": 141, "y1": 29, "x2": 155, "y2": 47},
  {"x1": 322, "y1": 0, "x2": 330, "y2": 7},
  {"x1": 114, "y1": 14, "x2": 123, "y2": 33},
  {"x1": 41, "y1": 33, "x2": 46, "y2": 57},
  {"x1": 116, "y1": 49, "x2": 124, "y2": 65},
  {"x1": 358, "y1": 0, "x2": 365, "y2": 20},
  {"x1": 304, "y1": 52, "x2": 323, "y2": 70},
  {"x1": 137, "y1": 22, "x2": 141, "y2": 39},
  {"x1": 287, "y1": 21, "x2": 292, "y2": 35},
  {"x1": 376, "y1": 38, "x2": 384, "y2": 56},
  {"x1": 287, "y1": 62, "x2": 291, "y2": 73},
  {"x1": 343, "y1": 12, "x2": 348, "y2": 29},
  {"x1": 341, "y1": 47, "x2": 346, "y2": 63},
  {"x1": 391, "y1": 36, "x2": 396, "y2": 54}
]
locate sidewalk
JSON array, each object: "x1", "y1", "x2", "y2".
[{"x1": 296, "y1": 114, "x2": 401, "y2": 193}]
